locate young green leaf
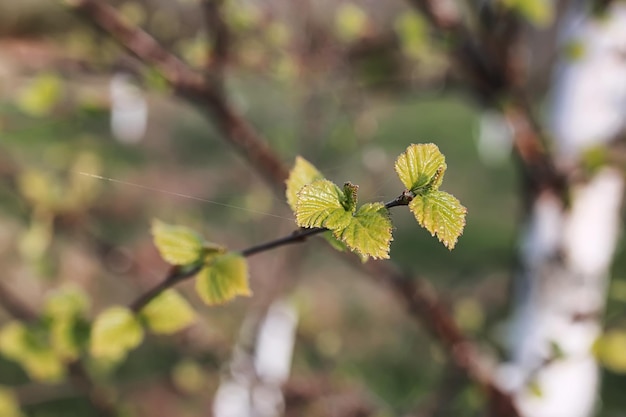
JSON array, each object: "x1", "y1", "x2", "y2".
[
  {"x1": 296, "y1": 179, "x2": 354, "y2": 230},
  {"x1": 394, "y1": 143, "x2": 447, "y2": 194},
  {"x1": 286, "y1": 156, "x2": 324, "y2": 212},
  {"x1": 0, "y1": 322, "x2": 30, "y2": 361},
  {"x1": 593, "y1": 330, "x2": 626, "y2": 373},
  {"x1": 0, "y1": 387, "x2": 22, "y2": 417},
  {"x1": 50, "y1": 317, "x2": 81, "y2": 361},
  {"x1": 333, "y1": 203, "x2": 393, "y2": 259},
  {"x1": 90, "y1": 307, "x2": 144, "y2": 362},
  {"x1": 0, "y1": 322, "x2": 65, "y2": 383},
  {"x1": 172, "y1": 360, "x2": 208, "y2": 394},
  {"x1": 19, "y1": 349, "x2": 65, "y2": 383},
  {"x1": 151, "y1": 219, "x2": 209, "y2": 266},
  {"x1": 44, "y1": 286, "x2": 90, "y2": 319},
  {"x1": 409, "y1": 191, "x2": 467, "y2": 250},
  {"x1": 195, "y1": 253, "x2": 251, "y2": 305},
  {"x1": 502, "y1": 0, "x2": 554, "y2": 27},
  {"x1": 140, "y1": 290, "x2": 196, "y2": 334},
  {"x1": 17, "y1": 73, "x2": 63, "y2": 117}
]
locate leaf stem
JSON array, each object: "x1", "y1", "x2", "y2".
[
  {"x1": 240, "y1": 227, "x2": 326, "y2": 257},
  {"x1": 130, "y1": 265, "x2": 202, "y2": 313}
]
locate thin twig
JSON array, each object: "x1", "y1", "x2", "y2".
[
  {"x1": 129, "y1": 265, "x2": 202, "y2": 313},
  {"x1": 130, "y1": 195, "x2": 412, "y2": 310}
]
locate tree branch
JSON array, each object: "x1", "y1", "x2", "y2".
[
  {"x1": 201, "y1": 0, "x2": 230, "y2": 86},
  {"x1": 63, "y1": 1, "x2": 518, "y2": 414},
  {"x1": 0, "y1": 281, "x2": 39, "y2": 322}
]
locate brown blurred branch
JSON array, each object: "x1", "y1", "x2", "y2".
[
  {"x1": 284, "y1": 375, "x2": 376, "y2": 417},
  {"x1": 364, "y1": 261, "x2": 518, "y2": 417},
  {"x1": 202, "y1": 0, "x2": 230, "y2": 86},
  {"x1": 63, "y1": 1, "x2": 518, "y2": 414},
  {"x1": 68, "y1": 0, "x2": 288, "y2": 190},
  {"x1": 0, "y1": 282, "x2": 38, "y2": 322}
]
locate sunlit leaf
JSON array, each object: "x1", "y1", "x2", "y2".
[
  {"x1": 44, "y1": 286, "x2": 90, "y2": 319},
  {"x1": 394, "y1": 143, "x2": 446, "y2": 194},
  {"x1": 17, "y1": 169, "x2": 63, "y2": 209},
  {"x1": 334, "y1": 203, "x2": 392, "y2": 260},
  {"x1": 0, "y1": 322, "x2": 29, "y2": 361},
  {"x1": 394, "y1": 12, "x2": 428, "y2": 59},
  {"x1": 172, "y1": 360, "x2": 207, "y2": 394},
  {"x1": 502, "y1": 0, "x2": 554, "y2": 27},
  {"x1": 20, "y1": 349, "x2": 65, "y2": 383},
  {"x1": 409, "y1": 191, "x2": 467, "y2": 250},
  {"x1": 195, "y1": 253, "x2": 250, "y2": 306},
  {"x1": 0, "y1": 322, "x2": 65, "y2": 383},
  {"x1": 50, "y1": 318, "x2": 80, "y2": 361},
  {"x1": 17, "y1": 73, "x2": 63, "y2": 117},
  {"x1": 151, "y1": 219, "x2": 209, "y2": 266},
  {"x1": 90, "y1": 307, "x2": 144, "y2": 362},
  {"x1": 285, "y1": 156, "x2": 324, "y2": 212},
  {"x1": 0, "y1": 387, "x2": 22, "y2": 417},
  {"x1": 296, "y1": 179, "x2": 354, "y2": 230},
  {"x1": 223, "y1": 0, "x2": 260, "y2": 31},
  {"x1": 140, "y1": 290, "x2": 196, "y2": 334},
  {"x1": 18, "y1": 211, "x2": 53, "y2": 263},
  {"x1": 335, "y1": 3, "x2": 368, "y2": 42},
  {"x1": 594, "y1": 330, "x2": 626, "y2": 373},
  {"x1": 119, "y1": 1, "x2": 147, "y2": 26}
]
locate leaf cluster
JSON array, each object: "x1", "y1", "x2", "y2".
[{"x1": 290, "y1": 143, "x2": 466, "y2": 258}]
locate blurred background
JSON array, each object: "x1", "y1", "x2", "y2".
[{"x1": 1, "y1": 0, "x2": 626, "y2": 416}]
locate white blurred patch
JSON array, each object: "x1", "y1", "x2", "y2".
[
  {"x1": 476, "y1": 110, "x2": 513, "y2": 166},
  {"x1": 254, "y1": 300, "x2": 298, "y2": 384},
  {"x1": 362, "y1": 146, "x2": 388, "y2": 173},
  {"x1": 213, "y1": 300, "x2": 298, "y2": 417},
  {"x1": 213, "y1": 380, "x2": 251, "y2": 417},
  {"x1": 550, "y1": 3, "x2": 626, "y2": 160},
  {"x1": 110, "y1": 72, "x2": 147, "y2": 144},
  {"x1": 564, "y1": 168, "x2": 624, "y2": 279}
]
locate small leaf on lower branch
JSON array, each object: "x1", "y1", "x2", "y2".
[
  {"x1": 151, "y1": 219, "x2": 207, "y2": 266},
  {"x1": 141, "y1": 290, "x2": 196, "y2": 334},
  {"x1": 195, "y1": 253, "x2": 251, "y2": 305},
  {"x1": 90, "y1": 307, "x2": 144, "y2": 362}
]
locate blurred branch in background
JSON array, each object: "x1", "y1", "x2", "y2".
[{"x1": 201, "y1": 0, "x2": 229, "y2": 88}]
